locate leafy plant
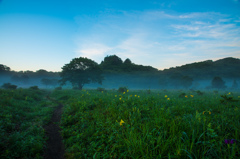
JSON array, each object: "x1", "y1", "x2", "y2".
[{"x1": 220, "y1": 95, "x2": 238, "y2": 104}]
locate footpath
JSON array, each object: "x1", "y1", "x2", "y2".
[{"x1": 43, "y1": 96, "x2": 65, "y2": 159}]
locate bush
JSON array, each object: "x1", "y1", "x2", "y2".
[
  {"x1": 29, "y1": 86, "x2": 39, "y2": 90},
  {"x1": 179, "y1": 93, "x2": 186, "y2": 98},
  {"x1": 118, "y1": 86, "x2": 127, "y2": 93},
  {"x1": 1, "y1": 83, "x2": 17, "y2": 90},
  {"x1": 97, "y1": 87, "x2": 106, "y2": 92},
  {"x1": 196, "y1": 90, "x2": 204, "y2": 96}
]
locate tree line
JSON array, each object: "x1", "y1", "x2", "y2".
[{"x1": 1, "y1": 55, "x2": 240, "y2": 90}]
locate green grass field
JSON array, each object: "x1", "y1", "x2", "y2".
[
  {"x1": 1, "y1": 88, "x2": 239, "y2": 158},
  {"x1": 50, "y1": 89, "x2": 240, "y2": 159},
  {"x1": 0, "y1": 88, "x2": 57, "y2": 159}
]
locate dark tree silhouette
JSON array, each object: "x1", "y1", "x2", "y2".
[
  {"x1": 60, "y1": 57, "x2": 104, "y2": 90},
  {"x1": 123, "y1": 58, "x2": 132, "y2": 65},
  {"x1": 180, "y1": 76, "x2": 193, "y2": 88},
  {"x1": 0, "y1": 64, "x2": 10, "y2": 74},
  {"x1": 211, "y1": 76, "x2": 226, "y2": 89}
]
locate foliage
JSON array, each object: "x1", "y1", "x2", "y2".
[
  {"x1": 0, "y1": 64, "x2": 10, "y2": 73},
  {"x1": 179, "y1": 92, "x2": 186, "y2": 98},
  {"x1": 196, "y1": 90, "x2": 204, "y2": 96},
  {"x1": 211, "y1": 77, "x2": 226, "y2": 89},
  {"x1": 97, "y1": 87, "x2": 106, "y2": 92},
  {"x1": 118, "y1": 86, "x2": 128, "y2": 93},
  {"x1": 220, "y1": 94, "x2": 238, "y2": 104},
  {"x1": 0, "y1": 89, "x2": 55, "y2": 159},
  {"x1": 60, "y1": 57, "x2": 104, "y2": 90},
  {"x1": 49, "y1": 89, "x2": 240, "y2": 158},
  {"x1": 29, "y1": 86, "x2": 39, "y2": 90},
  {"x1": 1, "y1": 83, "x2": 17, "y2": 90}
]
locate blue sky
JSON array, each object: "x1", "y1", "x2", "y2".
[{"x1": 0, "y1": 0, "x2": 240, "y2": 72}]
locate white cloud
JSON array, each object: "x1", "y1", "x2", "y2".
[
  {"x1": 74, "y1": 10, "x2": 240, "y2": 69},
  {"x1": 75, "y1": 43, "x2": 112, "y2": 62}
]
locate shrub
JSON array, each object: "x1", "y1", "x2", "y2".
[
  {"x1": 29, "y1": 86, "x2": 39, "y2": 90},
  {"x1": 97, "y1": 87, "x2": 106, "y2": 92},
  {"x1": 179, "y1": 92, "x2": 186, "y2": 98},
  {"x1": 118, "y1": 86, "x2": 127, "y2": 93},
  {"x1": 196, "y1": 90, "x2": 204, "y2": 96},
  {"x1": 1, "y1": 83, "x2": 17, "y2": 90}
]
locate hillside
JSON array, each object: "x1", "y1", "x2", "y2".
[{"x1": 160, "y1": 57, "x2": 240, "y2": 79}]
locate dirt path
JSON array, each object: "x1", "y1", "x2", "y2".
[{"x1": 43, "y1": 100, "x2": 65, "y2": 159}]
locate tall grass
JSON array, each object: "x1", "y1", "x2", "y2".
[
  {"x1": 0, "y1": 88, "x2": 56, "y2": 159},
  {"x1": 51, "y1": 89, "x2": 240, "y2": 159}
]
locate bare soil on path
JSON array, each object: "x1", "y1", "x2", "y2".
[{"x1": 43, "y1": 99, "x2": 65, "y2": 159}]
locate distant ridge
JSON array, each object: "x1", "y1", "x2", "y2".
[{"x1": 161, "y1": 57, "x2": 240, "y2": 79}]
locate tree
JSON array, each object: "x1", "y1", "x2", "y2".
[
  {"x1": 211, "y1": 76, "x2": 226, "y2": 89},
  {"x1": 0, "y1": 64, "x2": 10, "y2": 75},
  {"x1": 180, "y1": 76, "x2": 193, "y2": 89},
  {"x1": 41, "y1": 78, "x2": 59, "y2": 88},
  {"x1": 60, "y1": 57, "x2": 104, "y2": 90},
  {"x1": 123, "y1": 58, "x2": 132, "y2": 65}
]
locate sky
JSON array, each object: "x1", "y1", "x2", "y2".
[{"x1": 0, "y1": 0, "x2": 240, "y2": 72}]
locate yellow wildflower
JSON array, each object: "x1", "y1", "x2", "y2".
[
  {"x1": 165, "y1": 95, "x2": 167, "y2": 98},
  {"x1": 138, "y1": 96, "x2": 140, "y2": 98},
  {"x1": 209, "y1": 111, "x2": 211, "y2": 115},
  {"x1": 115, "y1": 95, "x2": 117, "y2": 97},
  {"x1": 127, "y1": 90, "x2": 129, "y2": 92},
  {"x1": 167, "y1": 98, "x2": 170, "y2": 100},
  {"x1": 190, "y1": 95, "x2": 194, "y2": 97},
  {"x1": 120, "y1": 119, "x2": 125, "y2": 126},
  {"x1": 135, "y1": 95, "x2": 137, "y2": 97},
  {"x1": 119, "y1": 98, "x2": 122, "y2": 100},
  {"x1": 123, "y1": 92, "x2": 125, "y2": 94},
  {"x1": 203, "y1": 111, "x2": 205, "y2": 115},
  {"x1": 185, "y1": 95, "x2": 188, "y2": 98}
]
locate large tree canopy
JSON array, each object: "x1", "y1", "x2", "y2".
[{"x1": 60, "y1": 57, "x2": 104, "y2": 90}]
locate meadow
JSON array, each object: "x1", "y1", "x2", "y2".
[
  {"x1": 0, "y1": 88, "x2": 239, "y2": 159},
  {"x1": 50, "y1": 88, "x2": 240, "y2": 159},
  {"x1": 0, "y1": 88, "x2": 57, "y2": 159}
]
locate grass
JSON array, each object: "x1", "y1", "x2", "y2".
[
  {"x1": 50, "y1": 89, "x2": 240, "y2": 159},
  {"x1": 0, "y1": 88, "x2": 56, "y2": 159},
  {"x1": 1, "y1": 88, "x2": 239, "y2": 158}
]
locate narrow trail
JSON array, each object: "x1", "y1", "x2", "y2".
[{"x1": 43, "y1": 97, "x2": 65, "y2": 159}]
